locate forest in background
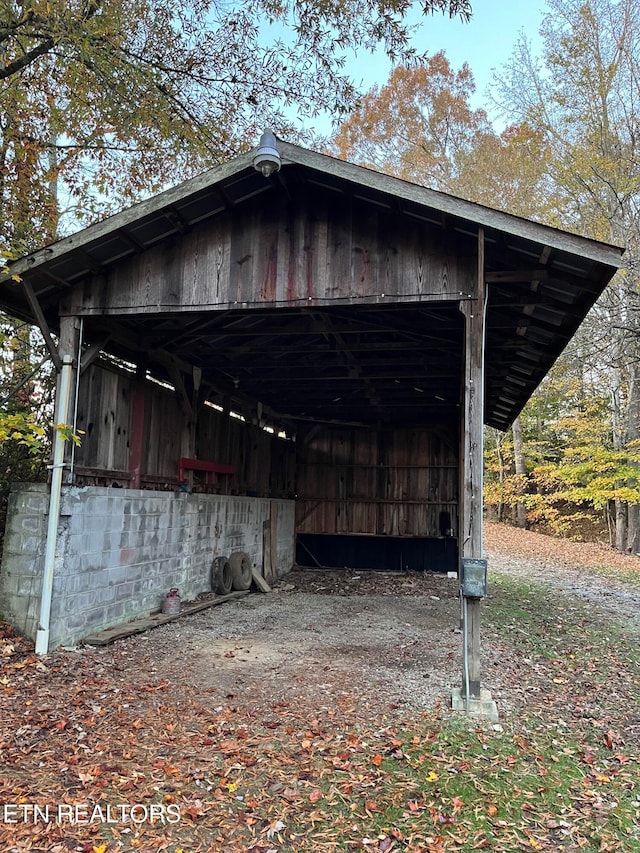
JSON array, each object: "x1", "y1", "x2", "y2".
[{"x1": 2, "y1": 0, "x2": 640, "y2": 551}]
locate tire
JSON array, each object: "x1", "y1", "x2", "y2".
[
  {"x1": 212, "y1": 556, "x2": 233, "y2": 595},
  {"x1": 230, "y1": 551, "x2": 252, "y2": 591}
]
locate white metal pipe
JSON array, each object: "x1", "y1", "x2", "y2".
[
  {"x1": 69, "y1": 317, "x2": 83, "y2": 481},
  {"x1": 35, "y1": 354, "x2": 73, "y2": 655}
]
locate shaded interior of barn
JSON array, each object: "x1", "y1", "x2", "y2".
[{"x1": 73, "y1": 302, "x2": 465, "y2": 572}]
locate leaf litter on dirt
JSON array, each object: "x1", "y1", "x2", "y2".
[{"x1": 1, "y1": 523, "x2": 639, "y2": 851}]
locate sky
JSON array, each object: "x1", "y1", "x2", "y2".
[{"x1": 326, "y1": 0, "x2": 548, "y2": 130}]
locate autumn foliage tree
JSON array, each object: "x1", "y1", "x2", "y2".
[
  {"x1": 331, "y1": 53, "x2": 559, "y2": 220},
  {"x1": 332, "y1": 53, "x2": 490, "y2": 190},
  {"x1": 0, "y1": 0, "x2": 472, "y2": 253}
]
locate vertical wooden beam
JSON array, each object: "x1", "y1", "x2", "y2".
[
  {"x1": 222, "y1": 394, "x2": 232, "y2": 461},
  {"x1": 189, "y1": 365, "x2": 202, "y2": 466},
  {"x1": 459, "y1": 227, "x2": 486, "y2": 699},
  {"x1": 129, "y1": 365, "x2": 146, "y2": 489},
  {"x1": 269, "y1": 501, "x2": 278, "y2": 581}
]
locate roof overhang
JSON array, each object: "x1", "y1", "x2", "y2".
[{"x1": 0, "y1": 140, "x2": 624, "y2": 431}]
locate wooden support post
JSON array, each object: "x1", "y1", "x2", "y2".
[
  {"x1": 222, "y1": 394, "x2": 232, "y2": 462},
  {"x1": 129, "y1": 364, "x2": 146, "y2": 489},
  {"x1": 459, "y1": 227, "x2": 486, "y2": 700},
  {"x1": 57, "y1": 315, "x2": 80, "y2": 484},
  {"x1": 190, "y1": 365, "x2": 201, "y2": 463}
]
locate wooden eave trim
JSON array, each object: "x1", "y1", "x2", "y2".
[{"x1": 5, "y1": 150, "x2": 255, "y2": 280}]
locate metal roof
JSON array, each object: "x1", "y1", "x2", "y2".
[{"x1": 0, "y1": 140, "x2": 624, "y2": 431}]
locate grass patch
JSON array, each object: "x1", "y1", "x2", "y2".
[
  {"x1": 485, "y1": 574, "x2": 640, "y2": 694},
  {"x1": 269, "y1": 713, "x2": 640, "y2": 851}
]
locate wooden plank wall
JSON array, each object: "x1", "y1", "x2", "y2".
[
  {"x1": 295, "y1": 426, "x2": 459, "y2": 537},
  {"x1": 77, "y1": 191, "x2": 474, "y2": 316},
  {"x1": 196, "y1": 406, "x2": 295, "y2": 498},
  {"x1": 143, "y1": 380, "x2": 185, "y2": 480},
  {"x1": 74, "y1": 362, "x2": 134, "y2": 478},
  {"x1": 74, "y1": 362, "x2": 295, "y2": 496}
]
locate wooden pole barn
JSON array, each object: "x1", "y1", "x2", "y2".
[{"x1": 0, "y1": 137, "x2": 622, "y2": 712}]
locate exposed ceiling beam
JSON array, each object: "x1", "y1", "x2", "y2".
[{"x1": 22, "y1": 280, "x2": 62, "y2": 371}]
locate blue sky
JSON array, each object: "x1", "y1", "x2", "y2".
[{"x1": 331, "y1": 0, "x2": 547, "y2": 127}]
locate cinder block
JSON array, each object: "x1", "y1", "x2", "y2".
[
  {"x1": 66, "y1": 572, "x2": 96, "y2": 594},
  {"x1": 23, "y1": 495, "x2": 49, "y2": 514},
  {"x1": 1, "y1": 553, "x2": 43, "y2": 578},
  {"x1": 19, "y1": 516, "x2": 46, "y2": 534},
  {"x1": 77, "y1": 590, "x2": 104, "y2": 610},
  {"x1": 64, "y1": 611, "x2": 89, "y2": 631},
  {"x1": 107, "y1": 565, "x2": 133, "y2": 587},
  {"x1": 121, "y1": 563, "x2": 144, "y2": 582},
  {"x1": 0, "y1": 572, "x2": 21, "y2": 596},
  {"x1": 132, "y1": 578, "x2": 155, "y2": 595},
  {"x1": 59, "y1": 488, "x2": 83, "y2": 516},
  {"x1": 96, "y1": 586, "x2": 117, "y2": 604},
  {"x1": 104, "y1": 602, "x2": 125, "y2": 621},
  {"x1": 118, "y1": 546, "x2": 141, "y2": 567}
]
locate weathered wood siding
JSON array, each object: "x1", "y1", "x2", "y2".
[
  {"x1": 196, "y1": 406, "x2": 295, "y2": 498},
  {"x1": 74, "y1": 362, "x2": 295, "y2": 496},
  {"x1": 74, "y1": 362, "x2": 133, "y2": 476},
  {"x1": 295, "y1": 426, "x2": 459, "y2": 537},
  {"x1": 75, "y1": 191, "x2": 474, "y2": 316}
]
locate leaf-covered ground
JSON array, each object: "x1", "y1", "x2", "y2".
[{"x1": 1, "y1": 523, "x2": 639, "y2": 852}]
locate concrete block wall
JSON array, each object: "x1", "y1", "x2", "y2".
[
  {"x1": 0, "y1": 484, "x2": 294, "y2": 649},
  {"x1": 0, "y1": 483, "x2": 50, "y2": 641}
]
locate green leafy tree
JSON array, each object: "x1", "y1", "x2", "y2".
[{"x1": 0, "y1": 320, "x2": 53, "y2": 548}]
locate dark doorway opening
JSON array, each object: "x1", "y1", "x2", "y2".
[{"x1": 295, "y1": 533, "x2": 457, "y2": 573}]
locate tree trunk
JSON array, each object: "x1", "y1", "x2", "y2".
[
  {"x1": 495, "y1": 436, "x2": 504, "y2": 523},
  {"x1": 512, "y1": 415, "x2": 527, "y2": 529},
  {"x1": 625, "y1": 364, "x2": 640, "y2": 553},
  {"x1": 611, "y1": 371, "x2": 628, "y2": 552}
]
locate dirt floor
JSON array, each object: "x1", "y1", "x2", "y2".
[
  {"x1": 85, "y1": 522, "x2": 640, "y2": 722},
  {"x1": 102, "y1": 570, "x2": 461, "y2": 720}
]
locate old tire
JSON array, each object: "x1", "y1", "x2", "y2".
[
  {"x1": 212, "y1": 556, "x2": 233, "y2": 595},
  {"x1": 230, "y1": 551, "x2": 252, "y2": 591}
]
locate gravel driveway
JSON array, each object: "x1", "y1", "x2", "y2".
[{"x1": 105, "y1": 524, "x2": 640, "y2": 721}]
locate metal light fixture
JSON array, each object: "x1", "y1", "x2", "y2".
[{"x1": 253, "y1": 130, "x2": 281, "y2": 178}]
